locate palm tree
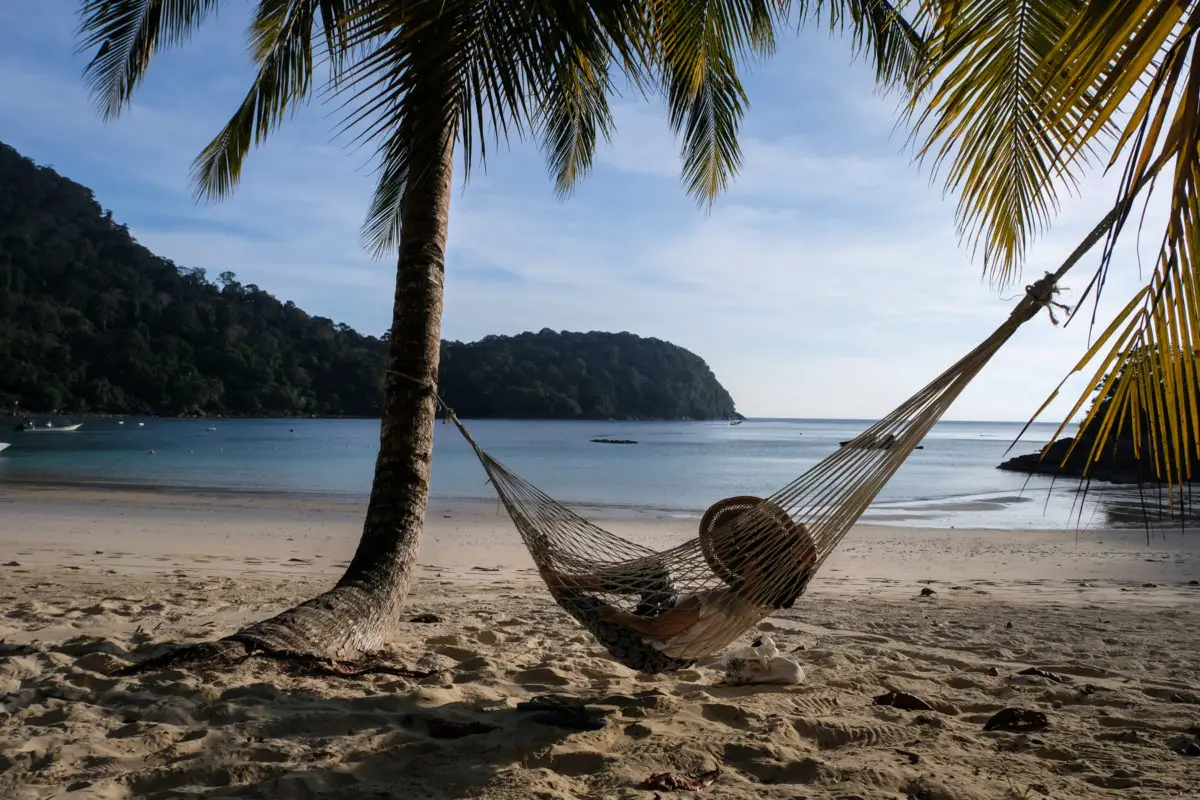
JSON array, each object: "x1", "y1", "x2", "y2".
[
  {"x1": 76, "y1": 0, "x2": 921, "y2": 663},
  {"x1": 904, "y1": 0, "x2": 1200, "y2": 497}
]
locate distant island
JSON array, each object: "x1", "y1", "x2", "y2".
[
  {"x1": 439, "y1": 330, "x2": 738, "y2": 420},
  {"x1": 0, "y1": 142, "x2": 739, "y2": 421}
]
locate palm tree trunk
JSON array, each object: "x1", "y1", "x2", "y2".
[{"x1": 207, "y1": 129, "x2": 456, "y2": 660}]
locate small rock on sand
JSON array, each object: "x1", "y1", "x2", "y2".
[{"x1": 874, "y1": 691, "x2": 935, "y2": 712}]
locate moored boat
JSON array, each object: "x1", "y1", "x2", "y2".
[{"x1": 18, "y1": 422, "x2": 83, "y2": 433}]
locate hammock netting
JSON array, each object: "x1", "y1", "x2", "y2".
[{"x1": 441, "y1": 274, "x2": 1065, "y2": 673}]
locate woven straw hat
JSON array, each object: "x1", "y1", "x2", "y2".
[{"x1": 698, "y1": 495, "x2": 818, "y2": 606}]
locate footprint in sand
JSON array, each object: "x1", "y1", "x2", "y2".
[
  {"x1": 723, "y1": 742, "x2": 832, "y2": 784},
  {"x1": 792, "y1": 716, "x2": 909, "y2": 750},
  {"x1": 512, "y1": 666, "x2": 573, "y2": 687},
  {"x1": 699, "y1": 702, "x2": 758, "y2": 730},
  {"x1": 527, "y1": 748, "x2": 612, "y2": 777},
  {"x1": 434, "y1": 645, "x2": 479, "y2": 662}
]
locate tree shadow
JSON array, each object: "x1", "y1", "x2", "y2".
[
  {"x1": 27, "y1": 639, "x2": 610, "y2": 800},
  {"x1": 121, "y1": 691, "x2": 584, "y2": 799}
]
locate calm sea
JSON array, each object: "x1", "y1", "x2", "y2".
[{"x1": 0, "y1": 417, "x2": 1185, "y2": 530}]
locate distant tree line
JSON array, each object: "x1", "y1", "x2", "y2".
[
  {"x1": 0, "y1": 142, "x2": 738, "y2": 420},
  {"x1": 0, "y1": 142, "x2": 385, "y2": 417}
]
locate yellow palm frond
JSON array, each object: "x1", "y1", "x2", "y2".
[
  {"x1": 1026, "y1": 2, "x2": 1200, "y2": 501},
  {"x1": 909, "y1": 0, "x2": 1200, "y2": 502},
  {"x1": 905, "y1": 0, "x2": 1109, "y2": 285}
]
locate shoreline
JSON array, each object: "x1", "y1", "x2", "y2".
[
  {"x1": 2, "y1": 482, "x2": 1198, "y2": 602},
  {"x1": 3, "y1": 413, "x2": 744, "y2": 425},
  {"x1": 3, "y1": 473, "x2": 1197, "y2": 533},
  {"x1": 0, "y1": 477, "x2": 681, "y2": 522}
]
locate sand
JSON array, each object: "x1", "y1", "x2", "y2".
[{"x1": 1, "y1": 486, "x2": 1199, "y2": 799}]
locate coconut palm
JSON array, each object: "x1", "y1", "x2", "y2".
[
  {"x1": 76, "y1": 0, "x2": 922, "y2": 663},
  {"x1": 905, "y1": 0, "x2": 1200, "y2": 497}
]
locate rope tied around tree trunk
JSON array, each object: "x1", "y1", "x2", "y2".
[{"x1": 384, "y1": 369, "x2": 482, "y2": 454}]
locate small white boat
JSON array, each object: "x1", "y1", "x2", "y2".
[
  {"x1": 0, "y1": 443, "x2": 9, "y2": 454},
  {"x1": 21, "y1": 422, "x2": 83, "y2": 433}
]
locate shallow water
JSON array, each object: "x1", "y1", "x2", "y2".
[{"x1": 0, "y1": 417, "x2": 1187, "y2": 530}]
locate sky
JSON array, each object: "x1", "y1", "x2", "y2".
[{"x1": 0, "y1": 4, "x2": 1168, "y2": 421}]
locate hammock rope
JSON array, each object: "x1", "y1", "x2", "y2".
[{"x1": 420, "y1": 271, "x2": 1069, "y2": 673}]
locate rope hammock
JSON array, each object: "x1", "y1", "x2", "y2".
[{"x1": 434, "y1": 272, "x2": 1070, "y2": 674}]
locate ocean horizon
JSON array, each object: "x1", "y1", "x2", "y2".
[{"x1": 0, "y1": 416, "x2": 1188, "y2": 531}]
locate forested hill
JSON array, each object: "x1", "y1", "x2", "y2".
[
  {"x1": 0, "y1": 142, "x2": 738, "y2": 420},
  {"x1": 0, "y1": 142, "x2": 386, "y2": 417},
  {"x1": 438, "y1": 330, "x2": 738, "y2": 420}
]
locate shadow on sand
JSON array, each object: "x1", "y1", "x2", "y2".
[{"x1": 12, "y1": 636, "x2": 606, "y2": 800}]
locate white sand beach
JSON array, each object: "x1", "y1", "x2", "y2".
[{"x1": 2, "y1": 486, "x2": 1199, "y2": 799}]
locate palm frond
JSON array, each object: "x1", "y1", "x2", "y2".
[
  {"x1": 339, "y1": 0, "x2": 661, "y2": 252},
  {"x1": 191, "y1": 0, "x2": 360, "y2": 200},
  {"x1": 536, "y1": 40, "x2": 616, "y2": 197},
  {"x1": 77, "y1": 0, "x2": 223, "y2": 119},
  {"x1": 1020, "y1": 3, "x2": 1200, "y2": 501},
  {"x1": 809, "y1": 0, "x2": 926, "y2": 89},
  {"x1": 653, "y1": 0, "x2": 782, "y2": 205},
  {"x1": 667, "y1": 46, "x2": 748, "y2": 201},
  {"x1": 905, "y1": 0, "x2": 1108, "y2": 286},
  {"x1": 336, "y1": 0, "x2": 544, "y2": 254}
]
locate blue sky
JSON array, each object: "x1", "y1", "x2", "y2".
[{"x1": 0, "y1": 4, "x2": 1165, "y2": 421}]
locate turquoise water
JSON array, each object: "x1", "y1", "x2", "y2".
[{"x1": 0, "y1": 417, "x2": 1182, "y2": 530}]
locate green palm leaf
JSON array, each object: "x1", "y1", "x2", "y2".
[
  {"x1": 652, "y1": 0, "x2": 780, "y2": 205},
  {"x1": 191, "y1": 1, "x2": 361, "y2": 201},
  {"x1": 78, "y1": 0, "x2": 224, "y2": 118},
  {"x1": 536, "y1": 37, "x2": 617, "y2": 197},
  {"x1": 816, "y1": 0, "x2": 926, "y2": 88}
]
